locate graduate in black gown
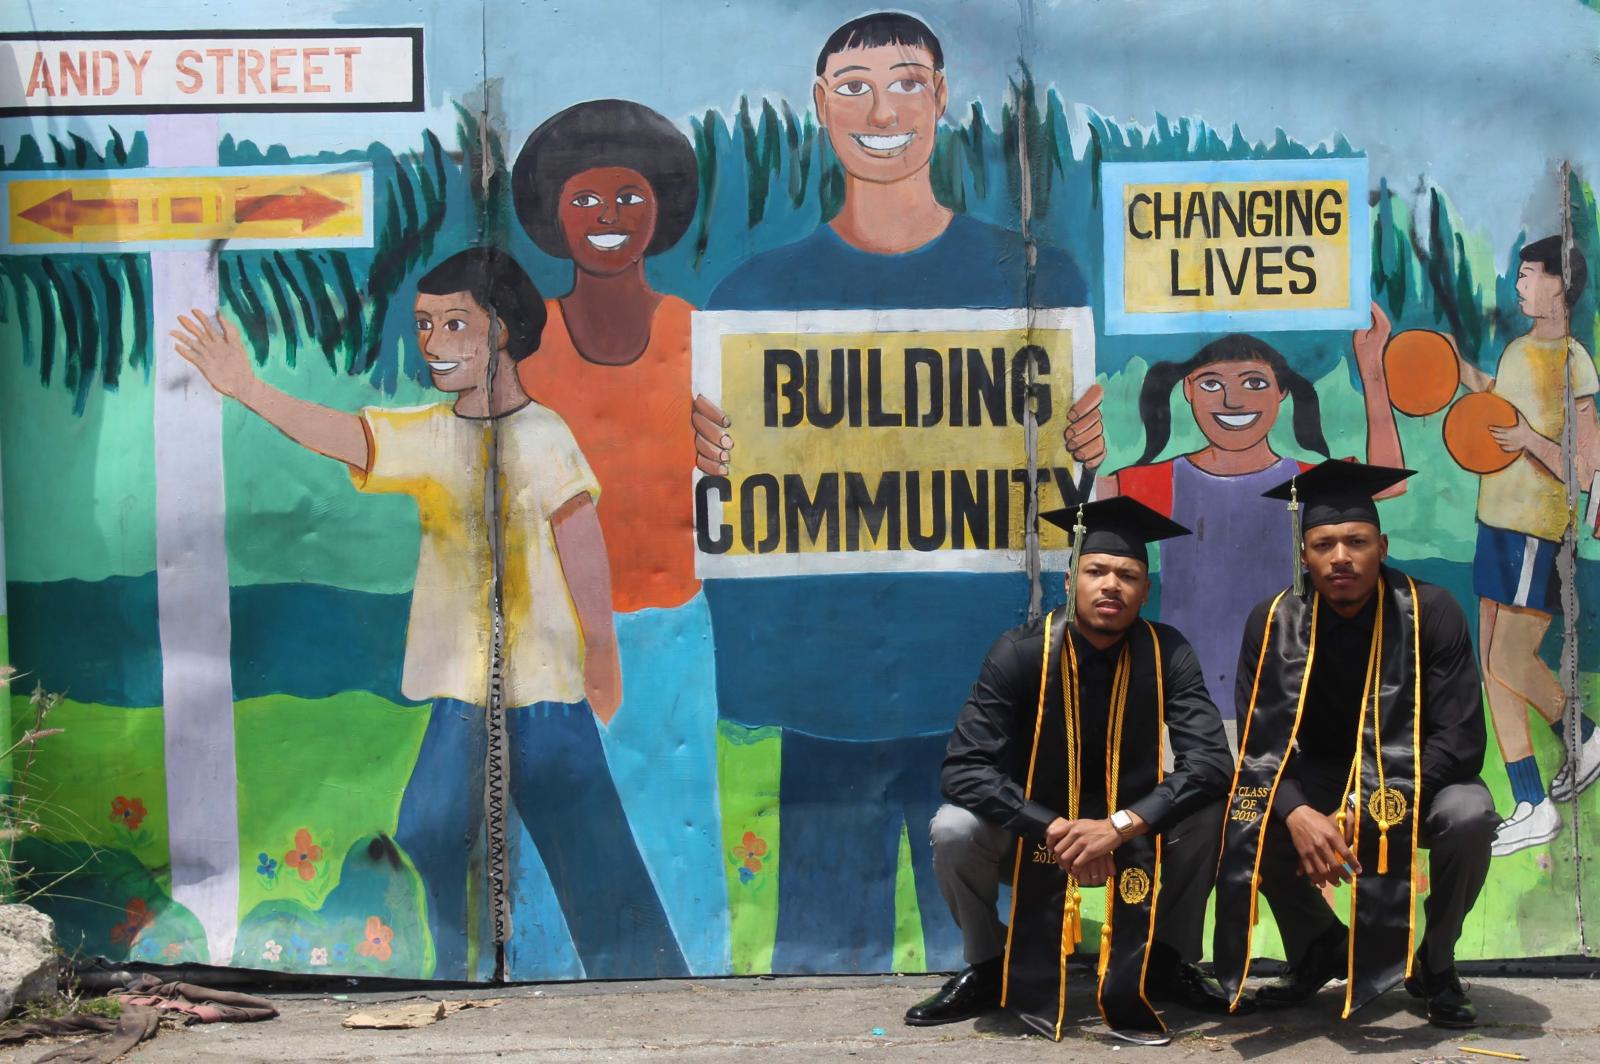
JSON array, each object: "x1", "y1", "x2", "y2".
[
  {"x1": 1214, "y1": 461, "x2": 1497, "y2": 1028},
  {"x1": 907, "y1": 497, "x2": 1238, "y2": 1040}
]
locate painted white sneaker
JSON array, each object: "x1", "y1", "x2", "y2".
[
  {"x1": 1550, "y1": 730, "x2": 1600, "y2": 803},
  {"x1": 1491, "y1": 798, "x2": 1561, "y2": 857}
]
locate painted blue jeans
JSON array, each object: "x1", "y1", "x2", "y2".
[{"x1": 395, "y1": 698, "x2": 689, "y2": 980}]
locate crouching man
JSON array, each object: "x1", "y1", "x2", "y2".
[{"x1": 907, "y1": 498, "x2": 1240, "y2": 1038}]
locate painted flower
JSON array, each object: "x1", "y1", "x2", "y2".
[
  {"x1": 1536, "y1": 852, "x2": 1553, "y2": 874},
  {"x1": 256, "y1": 853, "x2": 279, "y2": 880},
  {"x1": 284, "y1": 829, "x2": 323, "y2": 882},
  {"x1": 111, "y1": 897, "x2": 155, "y2": 945},
  {"x1": 738, "y1": 867, "x2": 755, "y2": 885},
  {"x1": 262, "y1": 939, "x2": 283, "y2": 963},
  {"x1": 333, "y1": 943, "x2": 350, "y2": 964},
  {"x1": 162, "y1": 942, "x2": 183, "y2": 960},
  {"x1": 289, "y1": 934, "x2": 310, "y2": 960},
  {"x1": 357, "y1": 916, "x2": 394, "y2": 963},
  {"x1": 733, "y1": 831, "x2": 768, "y2": 876},
  {"x1": 310, "y1": 947, "x2": 329, "y2": 967},
  {"x1": 110, "y1": 796, "x2": 148, "y2": 832}
]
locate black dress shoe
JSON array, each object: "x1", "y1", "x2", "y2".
[
  {"x1": 1143, "y1": 942, "x2": 1255, "y2": 1015},
  {"x1": 1254, "y1": 922, "x2": 1348, "y2": 1008},
  {"x1": 1404, "y1": 952, "x2": 1478, "y2": 1028},
  {"x1": 904, "y1": 960, "x2": 1002, "y2": 1026}
]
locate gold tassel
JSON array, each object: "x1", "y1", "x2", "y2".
[
  {"x1": 1098, "y1": 924, "x2": 1112, "y2": 979},
  {"x1": 1066, "y1": 889, "x2": 1084, "y2": 946},
  {"x1": 1288, "y1": 479, "x2": 1303, "y2": 596},
  {"x1": 1064, "y1": 504, "x2": 1087, "y2": 620},
  {"x1": 1249, "y1": 875, "x2": 1260, "y2": 927},
  {"x1": 1377, "y1": 828, "x2": 1390, "y2": 876}
]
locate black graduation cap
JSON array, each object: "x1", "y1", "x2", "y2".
[
  {"x1": 1261, "y1": 459, "x2": 1415, "y2": 534},
  {"x1": 1262, "y1": 460, "x2": 1415, "y2": 594},
  {"x1": 1040, "y1": 495, "x2": 1192, "y2": 565}
]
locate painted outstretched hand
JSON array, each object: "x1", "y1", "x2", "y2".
[
  {"x1": 1351, "y1": 300, "x2": 1392, "y2": 377},
  {"x1": 693, "y1": 393, "x2": 734, "y2": 475},
  {"x1": 170, "y1": 310, "x2": 258, "y2": 401}
]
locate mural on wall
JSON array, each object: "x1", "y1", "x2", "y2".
[{"x1": 2, "y1": 0, "x2": 1599, "y2": 982}]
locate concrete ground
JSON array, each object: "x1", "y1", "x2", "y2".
[{"x1": 14, "y1": 970, "x2": 1598, "y2": 1063}]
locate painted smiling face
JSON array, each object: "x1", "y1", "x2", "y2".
[
  {"x1": 414, "y1": 290, "x2": 506, "y2": 393},
  {"x1": 813, "y1": 42, "x2": 947, "y2": 185},
  {"x1": 1181, "y1": 359, "x2": 1282, "y2": 451},
  {"x1": 557, "y1": 166, "x2": 659, "y2": 277}
]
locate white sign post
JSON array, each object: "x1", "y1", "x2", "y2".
[{"x1": 0, "y1": 27, "x2": 418, "y2": 964}]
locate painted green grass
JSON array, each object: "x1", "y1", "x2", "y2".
[
  {"x1": 8, "y1": 695, "x2": 169, "y2": 883},
  {"x1": 716, "y1": 720, "x2": 781, "y2": 974},
  {"x1": 234, "y1": 691, "x2": 427, "y2": 917},
  {"x1": 892, "y1": 820, "x2": 927, "y2": 972}
]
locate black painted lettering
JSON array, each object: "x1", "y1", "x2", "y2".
[
  {"x1": 905, "y1": 348, "x2": 943, "y2": 427},
  {"x1": 1287, "y1": 245, "x2": 1317, "y2": 294},
  {"x1": 740, "y1": 474, "x2": 781, "y2": 554},
  {"x1": 967, "y1": 348, "x2": 1006, "y2": 427},
  {"x1": 695, "y1": 476, "x2": 733, "y2": 554},
  {"x1": 805, "y1": 349, "x2": 845, "y2": 428},
  {"x1": 783, "y1": 472, "x2": 840, "y2": 553},
  {"x1": 905, "y1": 470, "x2": 947, "y2": 551},
  {"x1": 763, "y1": 349, "x2": 804, "y2": 428},
  {"x1": 1256, "y1": 245, "x2": 1284, "y2": 295},
  {"x1": 950, "y1": 469, "x2": 990, "y2": 548},
  {"x1": 845, "y1": 471, "x2": 901, "y2": 550}
]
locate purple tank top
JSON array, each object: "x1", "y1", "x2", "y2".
[{"x1": 1158, "y1": 456, "x2": 1303, "y2": 718}]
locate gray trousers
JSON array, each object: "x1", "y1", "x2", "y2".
[
  {"x1": 1257, "y1": 774, "x2": 1497, "y2": 973},
  {"x1": 930, "y1": 800, "x2": 1226, "y2": 966}
]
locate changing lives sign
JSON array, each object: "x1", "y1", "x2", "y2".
[{"x1": 1101, "y1": 158, "x2": 1371, "y2": 334}]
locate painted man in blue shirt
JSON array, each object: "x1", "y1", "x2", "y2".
[{"x1": 696, "y1": 11, "x2": 1088, "y2": 973}]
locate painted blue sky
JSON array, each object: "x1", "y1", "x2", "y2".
[{"x1": 7, "y1": 0, "x2": 1599, "y2": 250}]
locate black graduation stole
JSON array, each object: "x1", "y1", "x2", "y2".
[
  {"x1": 1214, "y1": 570, "x2": 1423, "y2": 1016},
  {"x1": 1000, "y1": 610, "x2": 1166, "y2": 1039}
]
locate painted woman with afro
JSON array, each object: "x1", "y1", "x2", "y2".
[{"x1": 511, "y1": 99, "x2": 729, "y2": 975}]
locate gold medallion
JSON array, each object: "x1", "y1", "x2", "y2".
[
  {"x1": 1117, "y1": 867, "x2": 1152, "y2": 905},
  {"x1": 1367, "y1": 786, "x2": 1408, "y2": 827}
]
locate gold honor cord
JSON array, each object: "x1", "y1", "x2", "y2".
[
  {"x1": 1406, "y1": 576, "x2": 1423, "y2": 979},
  {"x1": 1001, "y1": 611, "x2": 1057, "y2": 1008},
  {"x1": 1224, "y1": 591, "x2": 1320, "y2": 1013},
  {"x1": 1136, "y1": 620, "x2": 1167, "y2": 1027},
  {"x1": 1097, "y1": 647, "x2": 1134, "y2": 984},
  {"x1": 1055, "y1": 631, "x2": 1089, "y2": 1039},
  {"x1": 1341, "y1": 576, "x2": 1384, "y2": 1018}
]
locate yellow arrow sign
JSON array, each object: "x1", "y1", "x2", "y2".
[{"x1": 3, "y1": 165, "x2": 371, "y2": 251}]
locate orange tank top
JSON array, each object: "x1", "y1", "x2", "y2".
[{"x1": 520, "y1": 295, "x2": 698, "y2": 613}]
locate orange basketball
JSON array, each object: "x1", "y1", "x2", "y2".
[
  {"x1": 1443, "y1": 391, "x2": 1520, "y2": 474},
  {"x1": 1384, "y1": 330, "x2": 1460, "y2": 416}
]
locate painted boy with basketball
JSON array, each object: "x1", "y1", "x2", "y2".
[{"x1": 1455, "y1": 236, "x2": 1600, "y2": 855}]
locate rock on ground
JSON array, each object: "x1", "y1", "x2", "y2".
[{"x1": 0, "y1": 904, "x2": 56, "y2": 1019}]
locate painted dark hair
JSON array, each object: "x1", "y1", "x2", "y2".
[
  {"x1": 415, "y1": 247, "x2": 547, "y2": 363},
  {"x1": 815, "y1": 11, "x2": 944, "y2": 75},
  {"x1": 1135, "y1": 333, "x2": 1330, "y2": 466},
  {"x1": 511, "y1": 98, "x2": 699, "y2": 260},
  {"x1": 1520, "y1": 235, "x2": 1589, "y2": 309}
]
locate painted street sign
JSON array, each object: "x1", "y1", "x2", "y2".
[
  {"x1": 0, "y1": 29, "x2": 423, "y2": 115},
  {"x1": 2, "y1": 165, "x2": 373, "y2": 252}
]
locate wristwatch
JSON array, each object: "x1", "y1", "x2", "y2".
[{"x1": 1110, "y1": 809, "x2": 1137, "y2": 840}]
